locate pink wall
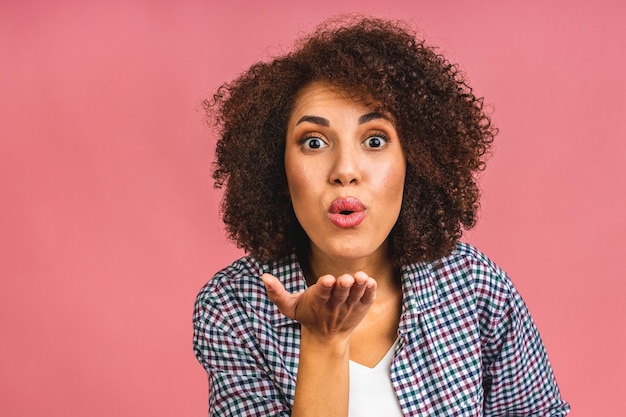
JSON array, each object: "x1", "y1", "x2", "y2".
[{"x1": 1, "y1": 1, "x2": 624, "y2": 415}]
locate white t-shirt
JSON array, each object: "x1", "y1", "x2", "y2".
[{"x1": 348, "y1": 339, "x2": 403, "y2": 417}]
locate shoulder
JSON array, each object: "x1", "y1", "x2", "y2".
[
  {"x1": 198, "y1": 255, "x2": 266, "y2": 298},
  {"x1": 193, "y1": 256, "x2": 269, "y2": 326},
  {"x1": 443, "y1": 243, "x2": 536, "y2": 338},
  {"x1": 426, "y1": 242, "x2": 518, "y2": 325},
  {"x1": 193, "y1": 253, "x2": 302, "y2": 327},
  {"x1": 439, "y1": 242, "x2": 505, "y2": 276},
  {"x1": 198, "y1": 256, "x2": 267, "y2": 299},
  {"x1": 438, "y1": 242, "x2": 515, "y2": 298},
  {"x1": 399, "y1": 242, "x2": 516, "y2": 322}
]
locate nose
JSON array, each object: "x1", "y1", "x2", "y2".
[{"x1": 330, "y1": 145, "x2": 361, "y2": 185}]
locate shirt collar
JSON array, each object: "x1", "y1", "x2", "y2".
[{"x1": 398, "y1": 260, "x2": 442, "y2": 335}]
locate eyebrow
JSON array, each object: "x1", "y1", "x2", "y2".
[
  {"x1": 295, "y1": 112, "x2": 386, "y2": 127},
  {"x1": 295, "y1": 115, "x2": 329, "y2": 127},
  {"x1": 358, "y1": 112, "x2": 386, "y2": 124}
]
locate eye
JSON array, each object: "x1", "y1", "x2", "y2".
[
  {"x1": 302, "y1": 136, "x2": 328, "y2": 149},
  {"x1": 363, "y1": 135, "x2": 387, "y2": 148}
]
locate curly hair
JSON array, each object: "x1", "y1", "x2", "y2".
[{"x1": 206, "y1": 16, "x2": 496, "y2": 266}]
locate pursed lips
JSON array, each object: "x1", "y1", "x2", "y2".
[{"x1": 327, "y1": 197, "x2": 367, "y2": 228}]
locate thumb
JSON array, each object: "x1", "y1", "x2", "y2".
[{"x1": 262, "y1": 273, "x2": 298, "y2": 318}]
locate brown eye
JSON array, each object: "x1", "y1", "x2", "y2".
[
  {"x1": 303, "y1": 137, "x2": 327, "y2": 149},
  {"x1": 363, "y1": 135, "x2": 387, "y2": 148}
]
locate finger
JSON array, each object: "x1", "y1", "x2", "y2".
[
  {"x1": 261, "y1": 273, "x2": 283, "y2": 295},
  {"x1": 329, "y1": 274, "x2": 355, "y2": 305},
  {"x1": 262, "y1": 273, "x2": 297, "y2": 316},
  {"x1": 360, "y1": 277, "x2": 377, "y2": 304},
  {"x1": 314, "y1": 275, "x2": 336, "y2": 303},
  {"x1": 346, "y1": 272, "x2": 369, "y2": 304},
  {"x1": 353, "y1": 271, "x2": 369, "y2": 286}
]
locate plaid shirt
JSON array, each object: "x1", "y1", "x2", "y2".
[{"x1": 193, "y1": 242, "x2": 569, "y2": 416}]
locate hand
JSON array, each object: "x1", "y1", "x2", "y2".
[{"x1": 262, "y1": 272, "x2": 377, "y2": 339}]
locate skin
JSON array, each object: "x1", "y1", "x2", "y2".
[{"x1": 262, "y1": 82, "x2": 406, "y2": 416}]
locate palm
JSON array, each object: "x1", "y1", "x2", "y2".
[{"x1": 262, "y1": 272, "x2": 377, "y2": 337}]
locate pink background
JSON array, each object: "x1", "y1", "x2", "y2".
[{"x1": 1, "y1": 1, "x2": 624, "y2": 416}]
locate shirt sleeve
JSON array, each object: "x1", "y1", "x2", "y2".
[
  {"x1": 192, "y1": 282, "x2": 292, "y2": 417},
  {"x1": 481, "y1": 279, "x2": 570, "y2": 416}
]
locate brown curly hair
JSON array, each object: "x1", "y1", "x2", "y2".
[{"x1": 206, "y1": 16, "x2": 496, "y2": 266}]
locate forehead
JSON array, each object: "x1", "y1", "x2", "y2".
[{"x1": 288, "y1": 81, "x2": 385, "y2": 123}]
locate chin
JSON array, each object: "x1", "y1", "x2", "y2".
[{"x1": 322, "y1": 242, "x2": 383, "y2": 262}]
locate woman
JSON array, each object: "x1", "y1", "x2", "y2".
[{"x1": 193, "y1": 16, "x2": 569, "y2": 416}]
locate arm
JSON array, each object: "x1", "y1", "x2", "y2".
[
  {"x1": 482, "y1": 283, "x2": 570, "y2": 416},
  {"x1": 193, "y1": 284, "x2": 292, "y2": 416},
  {"x1": 262, "y1": 272, "x2": 377, "y2": 417}
]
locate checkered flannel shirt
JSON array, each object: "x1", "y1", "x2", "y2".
[{"x1": 193, "y1": 242, "x2": 569, "y2": 416}]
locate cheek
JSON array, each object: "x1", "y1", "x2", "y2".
[
  {"x1": 285, "y1": 152, "x2": 327, "y2": 191},
  {"x1": 394, "y1": 166, "x2": 407, "y2": 193},
  {"x1": 284, "y1": 154, "x2": 300, "y2": 192},
  {"x1": 378, "y1": 162, "x2": 406, "y2": 200},
  {"x1": 285, "y1": 162, "x2": 320, "y2": 211},
  {"x1": 285, "y1": 164, "x2": 306, "y2": 197}
]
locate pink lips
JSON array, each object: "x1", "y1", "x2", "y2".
[{"x1": 328, "y1": 197, "x2": 366, "y2": 228}]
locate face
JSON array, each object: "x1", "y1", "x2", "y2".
[{"x1": 285, "y1": 82, "x2": 406, "y2": 266}]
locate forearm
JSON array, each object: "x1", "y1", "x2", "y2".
[
  {"x1": 262, "y1": 271, "x2": 376, "y2": 416},
  {"x1": 292, "y1": 328, "x2": 351, "y2": 417}
]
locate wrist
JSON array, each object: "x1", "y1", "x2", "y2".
[{"x1": 300, "y1": 327, "x2": 351, "y2": 358}]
